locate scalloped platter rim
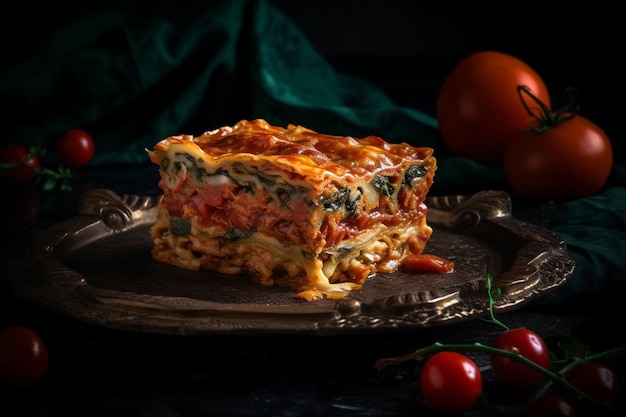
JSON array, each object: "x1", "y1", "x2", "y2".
[{"x1": 3, "y1": 189, "x2": 575, "y2": 336}]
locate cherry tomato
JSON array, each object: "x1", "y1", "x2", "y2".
[
  {"x1": 420, "y1": 351, "x2": 482, "y2": 413},
  {"x1": 0, "y1": 145, "x2": 40, "y2": 185},
  {"x1": 437, "y1": 50, "x2": 550, "y2": 165},
  {"x1": 490, "y1": 328, "x2": 550, "y2": 387},
  {"x1": 56, "y1": 128, "x2": 95, "y2": 168},
  {"x1": 0, "y1": 326, "x2": 49, "y2": 388},
  {"x1": 504, "y1": 113, "x2": 613, "y2": 200},
  {"x1": 527, "y1": 394, "x2": 577, "y2": 417},
  {"x1": 563, "y1": 362, "x2": 619, "y2": 417}
]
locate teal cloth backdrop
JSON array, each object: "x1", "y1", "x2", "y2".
[{"x1": 2, "y1": 0, "x2": 624, "y2": 308}]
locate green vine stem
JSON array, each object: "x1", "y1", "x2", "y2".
[
  {"x1": 482, "y1": 273, "x2": 509, "y2": 331},
  {"x1": 529, "y1": 345, "x2": 625, "y2": 405},
  {"x1": 35, "y1": 165, "x2": 75, "y2": 191},
  {"x1": 1, "y1": 161, "x2": 76, "y2": 191}
]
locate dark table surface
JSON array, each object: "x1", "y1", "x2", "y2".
[{"x1": 1, "y1": 164, "x2": 624, "y2": 417}]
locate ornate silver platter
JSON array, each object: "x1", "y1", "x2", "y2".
[{"x1": 5, "y1": 189, "x2": 575, "y2": 335}]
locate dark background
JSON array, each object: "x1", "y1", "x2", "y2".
[
  {"x1": 269, "y1": 0, "x2": 624, "y2": 161},
  {"x1": 2, "y1": 1, "x2": 624, "y2": 161}
]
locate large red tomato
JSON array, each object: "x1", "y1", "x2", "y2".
[
  {"x1": 437, "y1": 51, "x2": 551, "y2": 165},
  {"x1": 504, "y1": 111, "x2": 613, "y2": 200}
]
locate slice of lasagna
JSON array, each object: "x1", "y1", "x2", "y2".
[{"x1": 147, "y1": 119, "x2": 436, "y2": 301}]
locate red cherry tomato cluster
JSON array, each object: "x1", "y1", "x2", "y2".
[
  {"x1": 412, "y1": 327, "x2": 620, "y2": 415},
  {"x1": 1, "y1": 128, "x2": 95, "y2": 189},
  {"x1": 437, "y1": 50, "x2": 613, "y2": 199},
  {"x1": 419, "y1": 327, "x2": 550, "y2": 413},
  {"x1": 0, "y1": 326, "x2": 49, "y2": 388}
]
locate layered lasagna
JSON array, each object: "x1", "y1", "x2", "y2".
[{"x1": 147, "y1": 119, "x2": 436, "y2": 300}]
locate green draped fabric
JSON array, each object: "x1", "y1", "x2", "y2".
[{"x1": 2, "y1": 0, "x2": 624, "y2": 308}]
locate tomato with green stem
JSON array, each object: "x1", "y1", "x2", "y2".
[
  {"x1": 491, "y1": 327, "x2": 551, "y2": 387},
  {"x1": 419, "y1": 351, "x2": 482, "y2": 413},
  {"x1": 504, "y1": 86, "x2": 613, "y2": 199}
]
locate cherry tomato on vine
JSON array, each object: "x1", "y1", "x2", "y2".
[
  {"x1": 0, "y1": 326, "x2": 49, "y2": 388},
  {"x1": 56, "y1": 128, "x2": 95, "y2": 168},
  {"x1": 437, "y1": 50, "x2": 550, "y2": 165},
  {"x1": 419, "y1": 351, "x2": 482, "y2": 413},
  {"x1": 563, "y1": 362, "x2": 619, "y2": 416},
  {"x1": 504, "y1": 87, "x2": 613, "y2": 199},
  {"x1": 0, "y1": 145, "x2": 40, "y2": 185},
  {"x1": 490, "y1": 327, "x2": 550, "y2": 387},
  {"x1": 527, "y1": 394, "x2": 577, "y2": 417}
]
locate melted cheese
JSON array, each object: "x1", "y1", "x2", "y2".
[
  {"x1": 150, "y1": 119, "x2": 434, "y2": 186},
  {"x1": 148, "y1": 119, "x2": 436, "y2": 301}
]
